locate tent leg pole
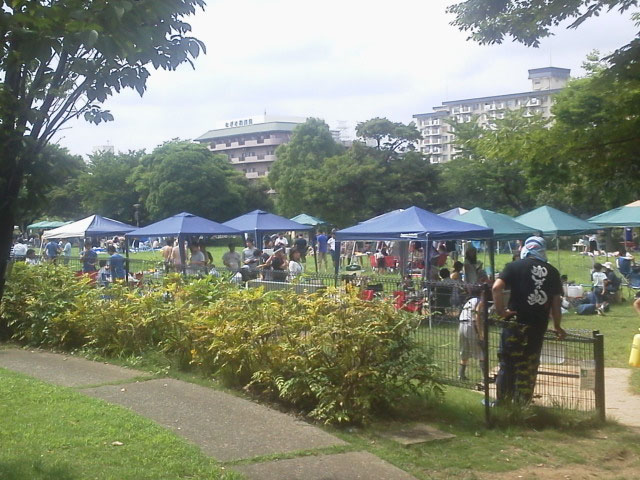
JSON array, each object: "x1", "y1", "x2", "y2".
[{"x1": 125, "y1": 241, "x2": 130, "y2": 281}]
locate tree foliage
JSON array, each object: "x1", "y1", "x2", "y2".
[
  {"x1": 132, "y1": 141, "x2": 248, "y2": 222},
  {"x1": 17, "y1": 144, "x2": 87, "y2": 225},
  {"x1": 447, "y1": 0, "x2": 639, "y2": 77},
  {"x1": 269, "y1": 118, "x2": 344, "y2": 218},
  {"x1": 77, "y1": 150, "x2": 145, "y2": 224},
  {"x1": 355, "y1": 117, "x2": 421, "y2": 161},
  {"x1": 270, "y1": 117, "x2": 443, "y2": 227},
  {"x1": 0, "y1": 0, "x2": 207, "y2": 299},
  {"x1": 442, "y1": 111, "x2": 551, "y2": 215}
]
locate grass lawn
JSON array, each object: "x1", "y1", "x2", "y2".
[{"x1": 0, "y1": 368, "x2": 239, "y2": 480}]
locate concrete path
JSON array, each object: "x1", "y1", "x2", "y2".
[
  {"x1": 605, "y1": 367, "x2": 640, "y2": 428},
  {"x1": 0, "y1": 347, "x2": 417, "y2": 479}
]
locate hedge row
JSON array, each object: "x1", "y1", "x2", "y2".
[{"x1": 1, "y1": 263, "x2": 442, "y2": 424}]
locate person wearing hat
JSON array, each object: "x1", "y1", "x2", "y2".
[{"x1": 492, "y1": 236, "x2": 565, "y2": 404}]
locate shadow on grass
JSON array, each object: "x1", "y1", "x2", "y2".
[
  {"x1": 380, "y1": 386, "x2": 607, "y2": 436},
  {"x1": 0, "y1": 458, "x2": 78, "y2": 480}
]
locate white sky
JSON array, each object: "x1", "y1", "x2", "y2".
[{"x1": 55, "y1": 0, "x2": 639, "y2": 156}]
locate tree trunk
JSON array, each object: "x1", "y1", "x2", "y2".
[{"x1": 0, "y1": 150, "x2": 26, "y2": 315}]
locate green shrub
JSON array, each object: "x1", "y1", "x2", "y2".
[
  {"x1": 1, "y1": 266, "x2": 442, "y2": 425},
  {"x1": 1, "y1": 263, "x2": 96, "y2": 348}
]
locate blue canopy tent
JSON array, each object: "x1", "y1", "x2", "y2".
[
  {"x1": 223, "y1": 209, "x2": 312, "y2": 250},
  {"x1": 126, "y1": 212, "x2": 242, "y2": 275},
  {"x1": 335, "y1": 206, "x2": 494, "y2": 278}
]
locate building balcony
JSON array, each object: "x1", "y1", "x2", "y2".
[{"x1": 210, "y1": 137, "x2": 284, "y2": 151}]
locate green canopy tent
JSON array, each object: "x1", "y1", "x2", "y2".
[
  {"x1": 516, "y1": 206, "x2": 600, "y2": 266},
  {"x1": 453, "y1": 207, "x2": 539, "y2": 241},
  {"x1": 27, "y1": 220, "x2": 71, "y2": 230},
  {"x1": 289, "y1": 213, "x2": 327, "y2": 226},
  {"x1": 588, "y1": 200, "x2": 640, "y2": 227},
  {"x1": 452, "y1": 207, "x2": 539, "y2": 274}
]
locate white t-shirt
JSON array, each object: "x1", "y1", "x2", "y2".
[
  {"x1": 190, "y1": 250, "x2": 205, "y2": 265},
  {"x1": 274, "y1": 237, "x2": 289, "y2": 247},
  {"x1": 12, "y1": 243, "x2": 27, "y2": 256},
  {"x1": 289, "y1": 260, "x2": 303, "y2": 277},
  {"x1": 223, "y1": 251, "x2": 242, "y2": 270},
  {"x1": 63, "y1": 242, "x2": 72, "y2": 256},
  {"x1": 328, "y1": 237, "x2": 335, "y2": 252},
  {"x1": 459, "y1": 297, "x2": 480, "y2": 323},
  {"x1": 592, "y1": 271, "x2": 607, "y2": 288}
]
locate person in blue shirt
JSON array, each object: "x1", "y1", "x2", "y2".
[
  {"x1": 44, "y1": 239, "x2": 60, "y2": 262},
  {"x1": 80, "y1": 240, "x2": 98, "y2": 273},
  {"x1": 107, "y1": 245, "x2": 126, "y2": 281},
  {"x1": 316, "y1": 231, "x2": 328, "y2": 271}
]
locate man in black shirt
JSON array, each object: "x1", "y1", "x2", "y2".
[
  {"x1": 492, "y1": 236, "x2": 565, "y2": 404},
  {"x1": 294, "y1": 234, "x2": 308, "y2": 263}
]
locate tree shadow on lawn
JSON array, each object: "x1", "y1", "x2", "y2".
[
  {"x1": 379, "y1": 386, "x2": 612, "y2": 437},
  {"x1": 0, "y1": 458, "x2": 78, "y2": 480}
]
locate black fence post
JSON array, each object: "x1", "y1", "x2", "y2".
[
  {"x1": 593, "y1": 330, "x2": 606, "y2": 422},
  {"x1": 482, "y1": 283, "x2": 491, "y2": 427}
]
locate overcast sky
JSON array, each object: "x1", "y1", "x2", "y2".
[{"x1": 55, "y1": 0, "x2": 638, "y2": 156}]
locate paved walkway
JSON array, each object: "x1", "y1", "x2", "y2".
[
  {"x1": 0, "y1": 348, "x2": 417, "y2": 480},
  {"x1": 605, "y1": 367, "x2": 640, "y2": 428}
]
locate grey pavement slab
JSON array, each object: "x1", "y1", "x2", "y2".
[
  {"x1": 236, "y1": 451, "x2": 418, "y2": 480},
  {"x1": 379, "y1": 423, "x2": 456, "y2": 445},
  {"x1": 81, "y1": 378, "x2": 346, "y2": 461},
  {"x1": 606, "y1": 367, "x2": 640, "y2": 428},
  {"x1": 0, "y1": 348, "x2": 146, "y2": 387}
]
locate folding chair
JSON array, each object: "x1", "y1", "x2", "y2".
[{"x1": 628, "y1": 271, "x2": 640, "y2": 298}]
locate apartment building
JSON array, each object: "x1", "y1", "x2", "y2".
[
  {"x1": 413, "y1": 67, "x2": 571, "y2": 163},
  {"x1": 194, "y1": 115, "x2": 307, "y2": 179}
]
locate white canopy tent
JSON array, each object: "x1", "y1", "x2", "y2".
[{"x1": 42, "y1": 215, "x2": 136, "y2": 240}]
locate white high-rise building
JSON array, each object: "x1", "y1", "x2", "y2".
[{"x1": 413, "y1": 67, "x2": 571, "y2": 163}]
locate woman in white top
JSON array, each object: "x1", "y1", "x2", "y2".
[{"x1": 289, "y1": 248, "x2": 303, "y2": 279}]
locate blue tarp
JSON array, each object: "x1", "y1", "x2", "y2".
[
  {"x1": 223, "y1": 209, "x2": 312, "y2": 248},
  {"x1": 335, "y1": 206, "x2": 493, "y2": 241},
  {"x1": 126, "y1": 212, "x2": 241, "y2": 238}
]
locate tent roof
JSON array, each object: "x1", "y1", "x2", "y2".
[
  {"x1": 588, "y1": 200, "x2": 640, "y2": 227},
  {"x1": 452, "y1": 208, "x2": 539, "y2": 240},
  {"x1": 439, "y1": 207, "x2": 469, "y2": 219},
  {"x1": 335, "y1": 206, "x2": 493, "y2": 241},
  {"x1": 27, "y1": 220, "x2": 71, "y2": 229},
  {"x1": 43, "y1": 215, "x2": 136, "y2": 239},
  {"x1": 360, "y1": 209, "x2": 405, "y2": 224},
  {"x1": 516, "y1": 206, "x2": 599, "y2": 236},
  {"x1": 289, "y1": 213, "x2": 327, "y2": 226},
  {"x1": 126, "y1": 212, "x2": 241, "y2": 237},
  {"x1": 223, "y1": 209, "x2": 312, "y2": 233}
]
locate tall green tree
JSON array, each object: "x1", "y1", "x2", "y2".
[
  {"x1": 77, "y1": 150, "x2": 145, "y2": 224},
  {"x1": 441, "y1": 111, "x2": 550, "y2": 215},
  {"x1": 269, "y1": 118, "x2": 344, "y2": 217},
  {"x1": 17, "y1": 144, "x2": 87, "y2": 225},
  {"x1": 133, "y1": 141, "x2": 246, "y2": 222},
  {"x1": 355, "y1": 117, "x2": 421, "y2": 161},
  {"x1": 0, "y1": 0, "x2": 206, "y2": 300},
  {"x1": 530, "y1": 54, "x2": 640, "y2": 214}
]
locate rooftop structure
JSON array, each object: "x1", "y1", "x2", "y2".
[{"x1": 413, "y1": 67, "x2": 571, "y2": 163}]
